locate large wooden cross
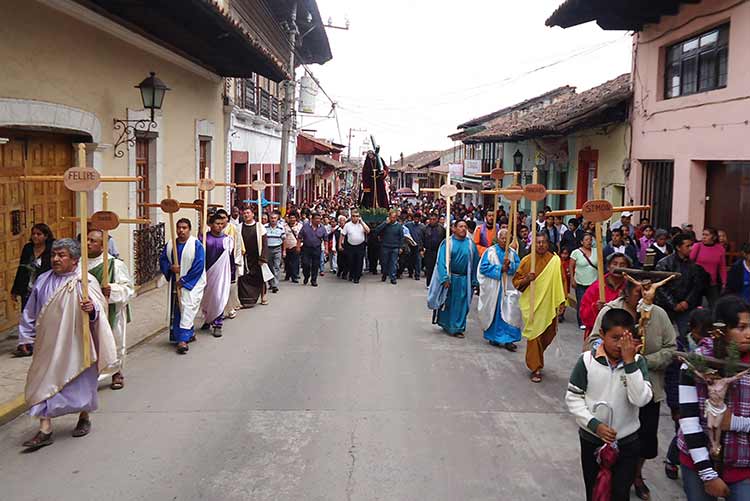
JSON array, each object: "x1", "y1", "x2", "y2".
[
  {"x1": 235, "y1": 171, "x2": 282, "y2": 258},
  {"x1": 546, "y1": 178, "x2": 650, "y2": 303},
  {"x1": 62, "y1": 191, "x2": 150, "y2": 289},
  {"x1": 418, "y1": 173, "x2": 478, "y2": 275},
  {"x1": 20, "y1": 144, "x2": 141, "y2": 366},
  {"x1": 176, "y1": 167, "x2": 235, "y2": 248},
  {"x1": 491, "y1": 167, "x2": 574, "y2": 323}
]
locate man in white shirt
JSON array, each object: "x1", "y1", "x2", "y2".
[{"x1": 340, "y1": 210, "x2": 370, "y2": 284}]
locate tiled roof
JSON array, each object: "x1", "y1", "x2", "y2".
[
  {"x1": 546, "y1": 0, "x2": 693, "y2": 31},
  {"x1": 456, "y1": 86, "x2": 577, "y2": 130},
  {"x1": 390, "y1": 150, "x2": 441, "y2": 171},
  {"x1": 466, "y1": 73, "x2": 631, "y2": 142}
]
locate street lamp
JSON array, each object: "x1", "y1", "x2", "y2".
[
  {"x1": 113, "y1": 72, "x2": 171, "y2": 158},
  {"x1": 513, "y1": 149, "x2": 523, "y2": 170}
]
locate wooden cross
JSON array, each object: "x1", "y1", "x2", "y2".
[
  {"x1": 546, "y1": 178, "x2": 650, "y2": 303},
  {"x1": 175, "y1": 167, "x2": 235, "y2": 248},
  {"x1": 418, "y1": 173, "x2": 477, "y2": 275},
  {"x1": 20, "y1": 144, "x2": 141, "y2": 367},
  {"x1": 235, "y1": 171, "x2": 282, "y2": 256},
  {"x1": 488, "y1": 167, "x2": 574, "y2": 322},
  {"x1": 477, "y1": 171, "x2": 525, "y2": 289},
  {"x1": 474, "y1": 163, "x2": 522, "y2": 215},
  {"x1": 62, "y1": 191, "x2": 150, "y2": 289}
]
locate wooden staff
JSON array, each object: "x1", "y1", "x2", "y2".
[
  {"x1": 166, "y1": 185, "x2": 180, "y2": 285},
  {"x1": 419, "y1": 173, "x2": 476, "y2": 276},
  {"x1": 545, "y1": 185, "x2": 651, "y2": 303},
  {"x1": 76, "y1": 145, "x2": 92, "y2": 366}
]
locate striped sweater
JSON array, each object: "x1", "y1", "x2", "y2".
[
  {"x1": 566, "y1": 345, "x2": 653, "y2": 441},
  {"x1": 678, "y1": 339, "x2": 750, "y2": 482}
]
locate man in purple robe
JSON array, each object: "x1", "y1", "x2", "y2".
[
  {"x1": 199, "y1": 213, "x2": 235, "y2": 337},
  {"x1": 21, "y1": 238, "x2": 116, "y2": 451}
]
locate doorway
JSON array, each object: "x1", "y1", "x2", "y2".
[
  {"x1": 0, "y1": 129, "x2": 79, "y2": 330},
  {"x1": 577, "y1": 148, "x2": 598, "y2": 207},
  {"x1": 706, "y1": 161, "x2": 750, "y2": 253}
]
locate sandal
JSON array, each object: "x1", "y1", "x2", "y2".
[
  {"x1": 176, "y1": 342, "x2": 189, "y2": 354},
  {"x1": 22, "y1": 431, "x2": 53, "y2": 451},
  {"x1": 633, "y1": 478, "x2": 650, "y2": 500},
  {"x1": 260, "y1": 299, "x2": 269, "y2": 305},
  {"x1": 455, "y1": 333, "x2": 465, "y2": 339},
  {"x1": 13, "y1": 344, "x2": 33, "y2": 358},
  {"x1": 72, "y1": 418, "x2": 91, "y2": 438},
  {"x1": 530, "y1": 371, "x2": 542, "y2": 383},
  {"x1": 110, "y1": 372, "x2": 124, "y2": 390}
]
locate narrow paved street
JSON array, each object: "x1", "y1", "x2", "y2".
[{"x1": 0, "y1": 275, "x2": 683, "y2": 500}]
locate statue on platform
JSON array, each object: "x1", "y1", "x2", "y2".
[{"x1": 359, "y1": 136, "x2": 389, "y2": 209}]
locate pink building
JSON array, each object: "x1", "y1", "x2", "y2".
[{"x1": 548, "y1": 0, "x2": 750, "y2": 250}]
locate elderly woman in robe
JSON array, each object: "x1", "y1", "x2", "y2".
[{"x1": 478, "y1": 229, "x2": 522, "y2": 352}]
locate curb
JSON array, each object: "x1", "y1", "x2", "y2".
[{"x1": 0, "y1": 326, "x2": 167, "y2": 427}]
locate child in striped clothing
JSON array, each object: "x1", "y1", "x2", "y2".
[{"x1": 678, "y1": 296, "x2": 750, "y2": 499}]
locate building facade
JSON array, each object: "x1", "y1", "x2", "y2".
[
  {"x1": 548, "y1": 0, "x2": 750, "y2": 249},
  {"x1": 0, "y1": 0, "x2": 329, "y2": 331}
]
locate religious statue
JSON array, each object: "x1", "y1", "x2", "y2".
[
  {"x1": 359, "y1": 136, "x2": 389, "y2": 209},
  {"x1": 622, "y1": 272, "x2": 675, "y2": 353},
  {"x1": 680, "y1": 350, "x2": 750, "y2": 459}
]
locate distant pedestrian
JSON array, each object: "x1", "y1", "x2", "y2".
[
  {"x1": 265, "y1": 213, "x2": 285, "y2": 293},
  {"x1": 341, "y1": 210, "x2": 369, "y2": 284},
  {"x1": 372, "y1": 209, "x2": 404, "y2": 285}
]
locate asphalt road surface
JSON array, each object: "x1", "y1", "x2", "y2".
[{"x1": 0, "y1": 273, "x2": 685, "y2": 500}]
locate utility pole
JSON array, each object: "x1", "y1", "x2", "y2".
[{"x1": 279, "y1": 2, "x2": 298, "y2": 217}]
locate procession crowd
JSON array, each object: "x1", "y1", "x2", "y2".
[{"x1": 6, "y1": 190, "x2": 750, "y2": 501}]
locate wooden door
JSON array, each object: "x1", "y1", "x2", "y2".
[
  {"x1": 576, "y1": 148, "x2": 598, "y2": 207},
  {"x1": 706, "y1": 162, "x2": 750, "y2": 251},
  {"x1": 0, "y1": 133, "x2": 75, "y2": 331}
]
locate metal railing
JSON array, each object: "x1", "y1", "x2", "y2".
[{"x1": 133, "y1": 222, "x2": 165, "y2": 286}]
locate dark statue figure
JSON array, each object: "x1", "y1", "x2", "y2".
[{"x1": 359, "y1": 137, "x2": 389, "y2": 209}]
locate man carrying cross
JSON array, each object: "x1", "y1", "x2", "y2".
[
  {"x1": 20, "y1": 238, "x2": 117, "y2": 451},
  {"x1": 513, "y1": 233, "x2": 566, "y2": 383},
  {"x1": 86, "y1": 229, "x2": 134, "y2": 390},
  {"x1": 199, "y1": 213, "x2": 235, "y2": 337},
  {"x1": 159, "y1": 218, "x2": 206, "y2": 354}
]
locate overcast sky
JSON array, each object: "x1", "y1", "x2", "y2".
[{"x1": 300, "y1": 0, "x2": 633, "y2": 162}]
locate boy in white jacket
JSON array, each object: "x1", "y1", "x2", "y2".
[{"x1": 566, "y1": 308, "x2": 653, "y2": 501}]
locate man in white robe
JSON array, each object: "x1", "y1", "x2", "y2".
[
  {"x1": 159, "y1": 218, "x2": 206, "y2": 354},
  {"x1": 87, "y1": 229, "x2": 134, "y2": 390},
  {"x1": 21, "y1": 238, "x2": 117, "y2": 451}
]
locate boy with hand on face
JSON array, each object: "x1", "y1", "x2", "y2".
[{"x1": 566, "y1": 309, "x2": 653, "y2": 501}]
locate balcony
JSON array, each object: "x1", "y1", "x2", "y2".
[{"x1": 235, "y1": 78, "x2": 282, "y2": 124}]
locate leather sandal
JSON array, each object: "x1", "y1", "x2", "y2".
[
  {"x1": 634, "y1": 478, "x2": 650, "y2": 500},
  {"x1": 22, "y1": 431, "x2": 53, "y2": 450},
  {"x1": 13, "y1": 344, "x2": 33, "y2": 358},
  {"x1": 455, "y1": 333, "x2": 465, "y2": 339},
  {"x1": 504, "y1": 343, "x2": 518, "y2": 352},
  {"x1": 72, "y1": 418, "x2": 91, "y2": 438},
  {"x1": 110, "y1": 372, "x2": 124, "y2": 390},
  {"x1": 177, "y1": 342, "x2": 189, "y2": 354},
  {"x1": 531, "y1": 371, "x2": 543, "y2": 383}
]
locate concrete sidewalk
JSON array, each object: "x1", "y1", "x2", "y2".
[{"x1": 0, "y1": 283, "x2": 170, "y2": 425}]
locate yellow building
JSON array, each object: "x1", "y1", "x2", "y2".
[{"x1": 0, "y1": 0, "x2": 329, "y2": 331}]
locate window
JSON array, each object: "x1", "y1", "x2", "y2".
[
  {"x1": 665, "y1": 24, "x2": 729, "y2": 99},
  {"x1": 135, "y1": 138, "x2": 150, "y2": 224},
  {"x1": 640, "y1": 160, "x2": 674, "y2": 229}
]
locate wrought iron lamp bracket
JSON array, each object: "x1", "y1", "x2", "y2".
[{"x1": 112, "y1": 117, "x2": 158, "y2": 158}]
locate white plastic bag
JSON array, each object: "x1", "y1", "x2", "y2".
[{"x1": 501, "y1": 279, "x2": 524, "y2": 329}]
